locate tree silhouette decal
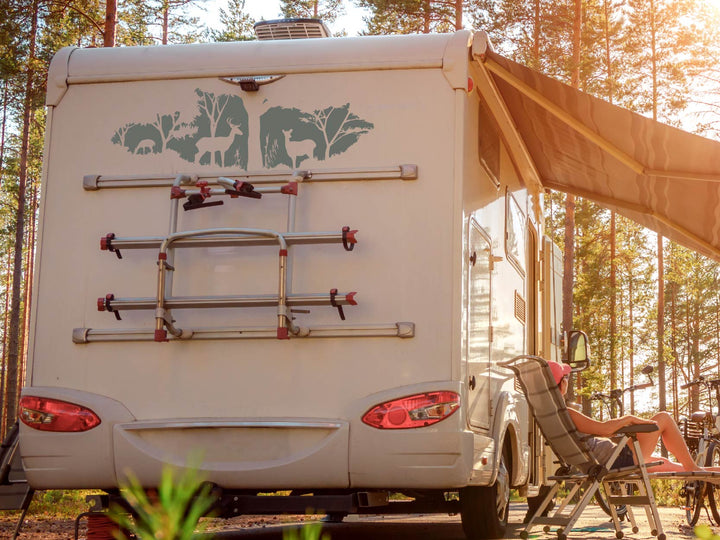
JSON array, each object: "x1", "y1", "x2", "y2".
[
  {"x1": 260, "y1": 103, "x2": 373, "y2": 168},
  {"x1": 112, "y1": 92, "x2": 372, "y2": 171},
  {"x1": 300, "y1": 104, "x2": 374, "y2": 159}
]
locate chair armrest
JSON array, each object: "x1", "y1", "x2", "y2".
[{"x1": 615, "y1": 424, "x2": 658, "y2": 435}]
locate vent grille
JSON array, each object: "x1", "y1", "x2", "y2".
[
  {"x1": 514, "y1": 291, "x2": 526, "y2": 324},
  {"x1": 254, "y1": 19, "x2": 331, "y2": 40}
]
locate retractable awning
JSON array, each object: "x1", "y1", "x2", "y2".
[{"x1": 480, "y1": 50, "x2": 720, "y2": 261}]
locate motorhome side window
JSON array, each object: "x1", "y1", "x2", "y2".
[
  {"x1": 506, "y1": 192, "x2": 526, "y2": 276},
  {"x1": 478, "y1": 101, "x2": 501, "y2": 187}
]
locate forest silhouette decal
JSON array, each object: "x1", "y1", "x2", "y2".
[{"x1": 111, "y1": 89, "x2": 374, "y2": 169}]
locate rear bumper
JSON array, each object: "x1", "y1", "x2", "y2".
[
  {"x1": 20, "y1": 385, "x2": 474, "y2": 490},
  {"x1": 113, "y1": 418, "x2": 350, "y2": 488}
]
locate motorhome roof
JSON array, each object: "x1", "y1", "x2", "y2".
[{"x1": 47, "y1": 31, "x2": 470, "y2": 106}]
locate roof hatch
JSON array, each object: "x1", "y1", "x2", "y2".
[{"x1": 254, "y1": 18, "x2": 331, "y2": 40}]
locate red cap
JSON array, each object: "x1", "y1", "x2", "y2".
[{"x1": 547, "y1": 361, "x2": 571, "y2": 385}]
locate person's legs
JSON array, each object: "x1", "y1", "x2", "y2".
[{"x1": 634, "y1": 412, "x2": 701, "y2": 472}]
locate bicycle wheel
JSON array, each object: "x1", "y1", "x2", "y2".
[
  {"x1": 595, "y1": 481, "x2": 627, "y2": 521},
  {"x1": 684, "y1": 478, "x2": 705, "y2": 526},
  {"x1": 705, "y1": 442, "x2": 720, "y2": 524}
]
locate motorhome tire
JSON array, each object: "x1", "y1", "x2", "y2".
[{"x1": 459, "y1": 440, "x2": 510, "y2": 539}]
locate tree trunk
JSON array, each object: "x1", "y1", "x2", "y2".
[
  {"x1": 0, "y1": 254, "x2": 10, "y2": 440},
  {"x1": 423, "y1": 0, "x2": 430, "y2": 33},
  {"x1": 22, "y1": 181, "x2": 38, "y2": 371},
  {"x1": 104, "y1": 0, "x2": 117, "y2": 46},
  {"x1": 671, "y1": 249, "x2": 677, "y2": 420},
  {"x1": 5, "y1": 0, "x2": 38, "y2": 426},
  {"x1": 658, "y1": 235, "x2": 666, "y2": 396},
  {"x1": 571, "y1": 0, "x2": 582, "y2": 89},
  {"x1": 562, "y1": 201, "x2": 575, "y2": 330},
  {"x1": 163, "y1": 1, "x2": 170, "y2": 45},
  {"x1": 0, "y1": 79, "x2": 7, "y2": 174},
  {"x1": 610, "y1": 212, "x2": 617, "y2": 416},
  {"x1": 566, "y1": 0, "x2": 581, "y2": 407},
  {"x1": 455, "y1": 0, "x2": 462, "y2": 30},
  {"x1": 603, "y1": 0, "x2": 613, "y2": 104},
  {"x1": 532, "y1": 0, "x2": 540, "y2": 69},
  {"x1": 629, "y1": 265, "x2": 635, "y2": 415}
]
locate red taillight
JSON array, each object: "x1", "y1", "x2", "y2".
[
  {"x1": 361, "y1": 391, "x2": 460, "y2": 429},
  {"x1": 19, "y1": 396, "x2": 101, "y2": 432}
]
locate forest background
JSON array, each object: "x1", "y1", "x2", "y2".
[{"x1": 2, "y1": 0, "x2": 720, "y2": 441}]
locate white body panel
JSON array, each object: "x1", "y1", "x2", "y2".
[{"x1": 22, "y1": 31, "x2": 555, "y2": 494}]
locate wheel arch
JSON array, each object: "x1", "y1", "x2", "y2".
[{"x1": 490, "y1": 390, "x2": 529, "y2": 488}]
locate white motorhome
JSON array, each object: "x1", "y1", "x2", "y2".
[{"x1": 9, "y1": 25, "x2": 575, "y2": 539}]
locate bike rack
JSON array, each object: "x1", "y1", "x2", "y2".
[{"x1": 77, "y1": 170, "x2": 415, "y2": 343}]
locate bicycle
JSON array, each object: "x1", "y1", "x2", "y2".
[
  {"x1": 678, "y1": 376, "x2": 720, "y2": 526},
  {"x1": 588, "y1": 366, "x2": 655, "y2": 520},
  {"x1": 589, "y1": 365, "x2": 655, "y2": 420}
]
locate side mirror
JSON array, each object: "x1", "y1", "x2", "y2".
[{"x1": 567, "y1": 330, "x2": 590, "y2": 371}]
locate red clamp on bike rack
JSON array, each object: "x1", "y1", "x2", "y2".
[
  {"x1": 277, "y1": 327, "x2": 290, "y2": 340},
  {"x1": 101, "y1": 233, "x2": 122, "y2": 259},
  {"x1": 281, "y1": 181, "x2": 299, "y2": 196},
  {"x1": 330, "y1": 288, "x2": 349, "y2": 321},
  {"x1": 225, "y1": 180, "x2": 262, "y2": 200},
  {"x1": 98, "y1": 293, "x2": 122, "y2": 321},
  {"x1": 154, "y1": 329, "x2": 169, "y2": 342},
  {"x1": 342, "y1": 226, "x2": 357, "y2": 251},
  {"x1": 183, "y1": 181, "x2": 224, "y2": 211},
  {"x1": 170, "y1": 185, "x2": 186, "y2": 199}
]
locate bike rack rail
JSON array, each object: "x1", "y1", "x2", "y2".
[{"x1": 76, "y1": 168, "x2": 417, "y2": 343}]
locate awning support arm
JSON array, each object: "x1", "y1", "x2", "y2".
[
  {"x1": 471, "y1": 57, "x2": 544, "y2": 221},
  {"x1": 483, "y1": 57, "x2": 645, "y2": 175}
]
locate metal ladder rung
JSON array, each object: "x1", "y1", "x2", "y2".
[
  {"x1": 100, "y1": 292, "x2": 358, "y2": 312},
  {"x1": 101, "y1": 230, "x2": 357, "y2": 252}
]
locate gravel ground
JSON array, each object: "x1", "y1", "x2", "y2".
[
  {"x1": 0, "y1": 513, "x2": 319, "y2": 539},
  {"x1": 0, "y1": 504, "x2": 708, "y2": 539}
]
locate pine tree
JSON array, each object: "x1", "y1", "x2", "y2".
[
  {"x1": 358, "y1": 0, "x2": 461, "y2": 35},
  {"x1": 280, "y1": 0, "x2": 344, "y2": 25},
  {"x1": 148, "y1": 0, "x2": 206, "y2": 44},
  {"x1": 621, "y1": 0, "x2": 700, "y2": 123},
  {"x1": 211, "y1": 0, "x2": 255, "y2": 42}
]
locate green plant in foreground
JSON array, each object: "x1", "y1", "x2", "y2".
[
  {"x1": 696, "y1": 523, "x2": 720, "y2": 540},
  {"x1": 282, "y1": 520, "x2": 330, "y2": 540},
  {"x1": 109, "y1": 463, "x2": 216, "y2": 540}
]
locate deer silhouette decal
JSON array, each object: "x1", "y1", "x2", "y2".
[
  {"x1": 281, "y1": 129, "x2": 317, "y2": 168},
  {"x1": 195, "y1": 120, "x2": 245, "y2": 167},
  {"x1": 134, "y1": 139, "x2": 156, "y2": 155}
]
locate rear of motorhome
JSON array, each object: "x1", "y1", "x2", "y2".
[{"x1": 13, "y1": 28, "x2": 567, "y2": 538}]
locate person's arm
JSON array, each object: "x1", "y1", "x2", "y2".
[{"x1": 567, "y1": 408, "x2": 655, "y2": 437}]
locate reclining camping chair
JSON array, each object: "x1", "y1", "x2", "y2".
[{"x1": 501, "y1": 355, "x2": 665, "y2": 540}]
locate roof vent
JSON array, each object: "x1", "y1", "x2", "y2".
[{"x1": 254, "y1": 18, "x2": 331, "y2": 40}]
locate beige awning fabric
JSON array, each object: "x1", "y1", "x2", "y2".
[{"x1": 481, "y1": 50, "x2": 720, "y2": 261}]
